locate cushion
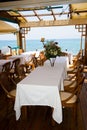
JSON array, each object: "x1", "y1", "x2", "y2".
[
  {"x1": 67, "y1": 67, "x2": 74, "y2": 72},
  {"x1": 65, "y1": 73, "x2": 76, "y2": 80},
  {"x1": 64, "y1": 80, "x2": 76, "y2": 86},
  {"x1": 7, "y1": 89, "x2": 16, "y2": 98},
  {"x1": 60, "y1": 91, "x2": 77, "y2": 104}
]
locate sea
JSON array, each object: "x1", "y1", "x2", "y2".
[{"x1": 0, "y1": 38, "x2": 85, "y2": 55}]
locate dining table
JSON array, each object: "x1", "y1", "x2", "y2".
[
  {"x1": 14, "y1": 57, "x2": 67, "y2": 124},
  {"x1": 8, "y1": 51, "x2": 40, "y2": 65},
  {"x1": 8, "y1": 55, "x2": 26, "y2": 64}
]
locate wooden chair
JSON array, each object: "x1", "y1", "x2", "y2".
[
  {"x1": 0, "y1": 71, "x2": 29, "y2": 120},
  {"x1": 64, "y1": 65, "x2": 84, "y2": 92},
  {"x1": 67, "y1": 55, "x2": 83, "y2": 74},
  {"x1": 18, "y1": 49, "x2": 24, "y2": 55},
  {"x1": 2, "y1": 61, "x2": 11, "y2": 73},
  {"x1": 37, "y1": 51, "x2": 46, "y2": 66},
  {"x1": 10, "y1": 58, "x2": 20, "y2": 78},
  {"x1": 32, "y1": 54, "x2": 38, "y2": 68},
  {"x1": 67, "y1": 59, "x2": 79, "y2": 74},
  {"x1": 66, "y1": 59, "x2": 84, "y2": 82},
  {"x1": 60, "y1": 73, "x2": 85, "y2": 125},
  {"x1": 25, "y1": 59, "x2": 35, "y2": 72},
  {"x1": 0, "y1": 72, "x2": 16, "y2": 100},
  {"x1": 73, "y1": 51, "x2": 81, "y2": 63},
  {"x1": 48, "y1": 72, "x2": 85, "y2": 127},
  {"x1": 0, "y1": 72, "x2": 17, "y2": 119},
  {"x1": 26, "y1": 54, "x2": 38, "y2": 69},
  {"x1": 15, "y1": 64, "x2": 27, "y2": 83}
]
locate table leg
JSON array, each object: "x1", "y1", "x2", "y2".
[{"x1": 21, "y1": 106, "x2": 28, "y2": 120}]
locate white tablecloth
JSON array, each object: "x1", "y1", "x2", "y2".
[
  {"x1": 64, "y1": 51, "x2": 73, "y2": 64},
  {"x1": 55, "y1": 56, "x2": 69, "y2": 68},
  {"x1": 8, "y1": 55, "x2": 25, "y2": 64},
  {"x1": 14, "y1": 59, "x2": 67, "y2": 124},
  {"x1": 21, "y1": 51, "x2": 40, "y2": 62},
  {"x1": 44, "y1": 56, "x2": 68, "y2": 74}
]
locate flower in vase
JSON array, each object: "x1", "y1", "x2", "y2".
[{"x1": 43, "y1": 40, "x2": 62, "y2": 59}]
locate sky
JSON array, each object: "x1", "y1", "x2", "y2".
[
  {"x1": 0, "y1": 24, "x2": 81, "y2": 40},
  {"x1": 27, "y1": 26, "x2": 81, "y2": 39}
]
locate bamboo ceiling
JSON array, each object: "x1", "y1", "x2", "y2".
[{"x1": 0, "y1": 1, "x2": 87, "y2": 27}]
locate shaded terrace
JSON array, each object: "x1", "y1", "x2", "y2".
[{"x1": 0, "y1": 2, "x2": 87, "y2": 64}]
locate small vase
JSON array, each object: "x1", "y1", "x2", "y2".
[{"x1": 49, "y1": 58, "x2": 56, "y2": 67}]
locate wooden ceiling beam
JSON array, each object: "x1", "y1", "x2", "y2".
[
  {"x1": 10, "y1": 12, "x2": 68, "y2": 17},
  {"x1": 17, "y1": 12, "x2": 28, "y2": 22},
  {"x1": 0, "y1": 11, "x2": 18, "y2": 23},
  {"x1": 50, "y1": 9, "x2": 56, "y2": 20},
  {"x1": 20, "y1": 18, "x2": 87, "y2": 27},
  {"x1": 33, "y1": 10, "x2": 41, "y2": 21}
]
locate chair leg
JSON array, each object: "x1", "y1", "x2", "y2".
[
  {"x1": 73, "y1": 103, "x2": 77, "y2": 126},
  {"x1": 6, "y1": 99, "x2": 15, "y2": 119}
]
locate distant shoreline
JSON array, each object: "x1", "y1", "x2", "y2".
[{"x1": 0, "y1": 38, "x2": 84, "y2": 55}]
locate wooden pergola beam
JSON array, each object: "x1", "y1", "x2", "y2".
[
  {"x1": 50, "y1": 9, "x2": 56, "y2": 20},
  {"x1": 33, "y1": 10, "x2": 41, "y2": 21},
  {"x1": 20, "y1": 18, "x2": 87, "y2": 27},
  {"x1": 0, "y1": 11, "x2": 18, "y2": 23}
]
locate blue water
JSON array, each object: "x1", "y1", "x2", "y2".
[{"x1": 0, "y1": 39, "x2": 84, "y2": 55}]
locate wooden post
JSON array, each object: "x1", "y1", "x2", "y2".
[
  {"x1": 23, "y1": 37, "x2": 26, "y2": 52},
  {"x1": 80, "y1": 35, "x2": 82, "y2": 51},
  {"x1": 84, "y1": 25, "x2": 87, "y2": 65},
  {"x1": 19, "y1": 31, "x2": 23, "y2": 49}
]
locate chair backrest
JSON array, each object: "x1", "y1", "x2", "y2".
[
  {"x1": 0, "y1": 72, "x2": 16, "y2": 99},
  {"x1": 11, "y1": 58, "x2": 20, "y2": 74},
  {"x1": 38, "y1": 51, "x2": 46, "y2": 65},
  {"x1": 76, "y1": 73, "x2": 85, "y2": 96},
  {"x1": 0, "y1": 72, "x2": 11, "y2": 93},
  {"x1": 39, "y1": 51, "x2": 46, "y2": 60},
  {"x1": 17, "y1": 64, "x2": 27, "y2": 80},
  {"x1": 76, "y1": 65, "x2": 84, "y2": 81},
  {"x1": 2, "y1": 62, "x2": 11, "y2": 72},
  {"x1": 13, "y1": 58, "x2": 20, "y2": 68},
  {"x1": 65, "y1": 73, "x2": 85, "y2": 103},
  {"x1": 32, "y1": 55, "x2": 38, "y2": 67}
]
